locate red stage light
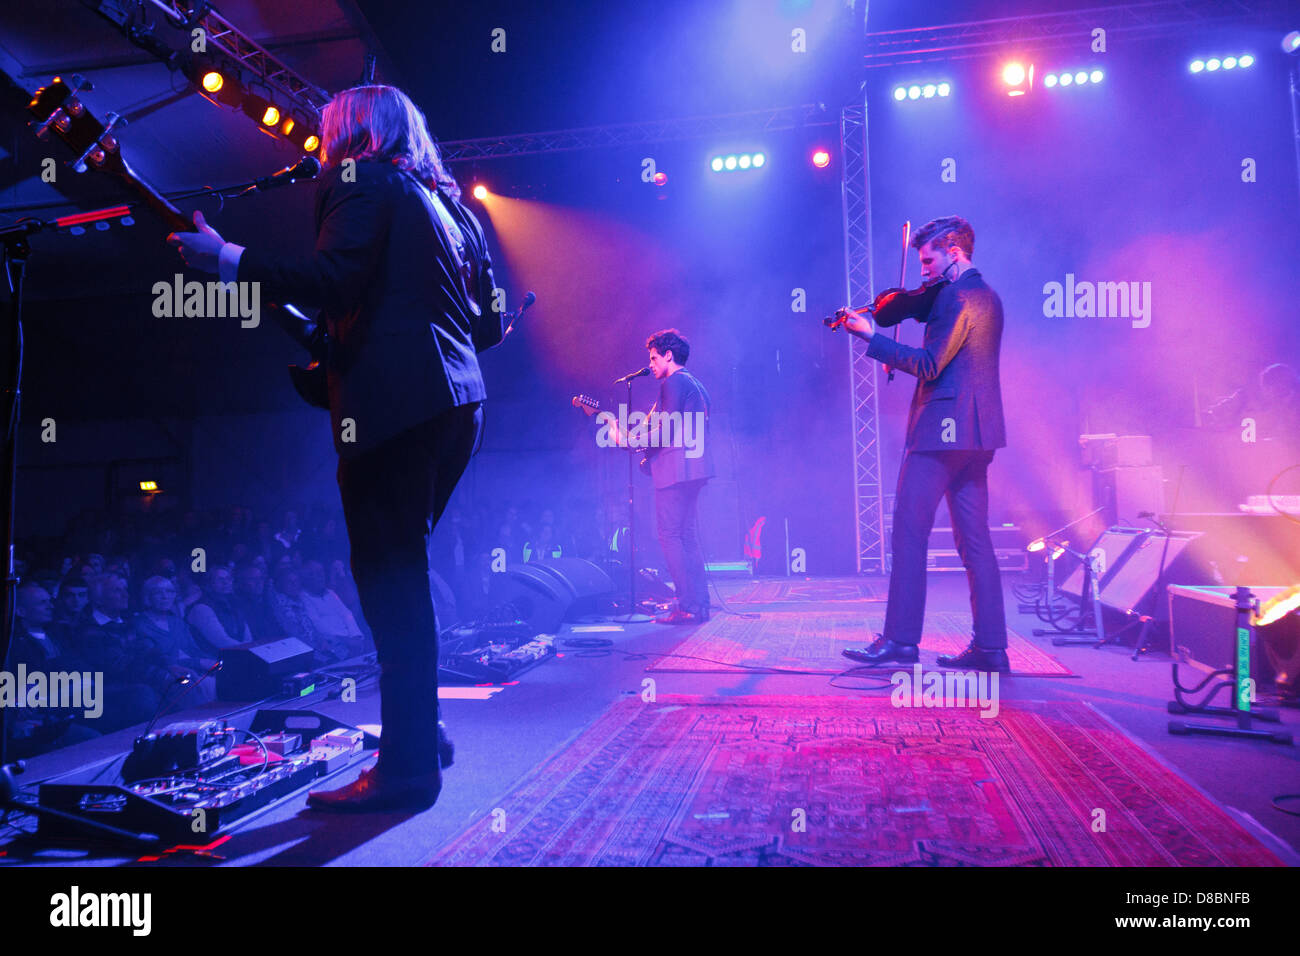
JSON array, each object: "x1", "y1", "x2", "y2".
[
  {"x1": 653, "y1": 171, "x2": 668, "y2": 186},
  {"x1": 812, "y1": 149, "x2": 831, "y2": 168}
]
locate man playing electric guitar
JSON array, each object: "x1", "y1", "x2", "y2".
[{"x1": 586, "y1": 330, "x2": 715, "y2": 624}]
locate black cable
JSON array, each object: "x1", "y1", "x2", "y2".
[
  {"x1": 1272, "y1": 794, "x2": 1300, "y2": 817},
  {"x1": 1265, "y1": 463, "x2": 1300, "y2": 525}
]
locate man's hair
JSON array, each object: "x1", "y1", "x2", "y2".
[
  {"x1": 320, "y1": 85, "x2": 460, "y2": 200},
  {"x1": 912, "y1": 216, "x2": 974, "y2": 258},
  {"x1": 645, "y1": 329, "x2": 690, "y2": 365}
]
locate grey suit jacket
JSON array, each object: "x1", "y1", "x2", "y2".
[
  {"x1": 864, "y1": 268, "x2": 1006, "y2": 452},
  {"x1": 646, "y1": 369, "x2": 716, "y2": 489}
]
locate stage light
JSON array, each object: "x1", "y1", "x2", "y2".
[
  {"x1": 1001, "y1": 61, "x2": 1033, "y2": 96},
  {"x1": 1223, "y1": 56, "x2": 1238, "y2": 69},
  {"x1": 653, "y1": 171, "x2": 668, "y2": 185},
  {"x1": 303, "y1": 134, "x2": 319, "y2": 152},
  {"x1": 811, "y1": 149, "x2": 830, "y2": 168},
  {"x1": 201, "y1": 71, "x2": 224, "y2": 93},
  {"x1": 1060, "y1": 72, "x2": 1073, "y2": 86},
  {"x1": 937, "y1": 82, "x2": 950, "y2": 96},
  {"x1": 1239, "y1": 54, "x2": 1255, "y2": 67},
  {"x1": 1090, "y1": 69, "x2": 1103, "y2": 83},
  {"x1": 907, "y1": 85, "x2": 921, "y2": 99},
  {"x1": 893, "y1": 86, "x2": 906, "y2": 101},
  {"x1": 724, "y1": 155, "x2": 737, "y2": 170},
  {"x1": 922, "y1": 83, "x2": 936, "y2": 98},
  {"x1": 1206, "y1": 58, "x2": 1221, "y2": 70},
  {"x1": 711, "y1": 156, "x2": 724, "y2": 171},
  {"x1": 1284, "y1": 31, "x2": 1300, "y2": 54},
  {"x1": 1074, "y1": 70, "x2": 1088, "y2": 85},
  {"x1": 261, "y1": 104, "x2": 280, "y2": 126},
  {"x1": 1027, "y1": 537, "x2": 1046, "y2": 553},
  {"x1": 281, "y1": 116, "x2": 294, "y2": 136},
  {"x1": 472, "y1": 184, "x2": 488, "y2": 200},
  {"x1": 1190, "y1": 59, "x2": 1205, "y2": 72},
  {"x1": 738, "y1": 154, "x2": 751, "y2": 169},
  {"x1": 139, "y1": 480, "x2": 158, "y2": 492},
  {"x1": 1044, "y1": 73, "x2": 1058, "y2": 87},
  {"x1": 752, "y1": 152, "x2": 765, "y2": 167},
  {"x1": 1256, "y1": 584, "x2": 1300, "y2": 627}
]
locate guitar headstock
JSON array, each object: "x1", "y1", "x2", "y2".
[
  {"x1": 27, "y1": 76, "x2": 191, "y2": 234},
  {"x1": 572, "y1": 394, "x2": 600, "y2": 416},
  {"x1": 28, "y1": 76, "x2": 130, "y2": 180}
]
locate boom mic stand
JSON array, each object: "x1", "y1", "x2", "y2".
[{"x1": 614, "y1": 376, "x2": 652, "y2": 624}]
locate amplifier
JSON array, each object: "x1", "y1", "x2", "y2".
[{"x1": 1168, "y1": 585, "x2": 1298, "y2": 690}]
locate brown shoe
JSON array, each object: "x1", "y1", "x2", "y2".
[
  {"x1": 654, "y1": 608, "x2": 701, "y2": 625},
  {"x1": 307, "y1": 764, "x2": 442, "y2": 813}
]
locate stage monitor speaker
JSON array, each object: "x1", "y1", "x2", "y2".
[
  {"x1": 1100, "y1": 530, "x2": 1206, "y2": 616},
  {"x1": 538, "y1": 556, "x2": 618, "y2": 600},
  {"x1": 1060, "y1": 526, "x2": 1216, "y2": 620},
  {"x1": 217, "y1": 637, "x2": 315, "y2": 700},
  {"x1": 1059, "y1": 526, "x2": 1149, "y2": 598},
  {"x1": 487, "y1": 564, "x2": 572, "y2": 633}
]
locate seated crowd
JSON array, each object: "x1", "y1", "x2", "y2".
[{"x1": 6, "y1": 497, "x2": 612, "y2": 758}]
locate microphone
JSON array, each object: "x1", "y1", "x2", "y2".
[
  {"x1": 614, "y1": 366, "x2": 651, "y2": 384},
  {"x1": 502, "y1": 291, "x2": 536, "y2": 339},
  {"x1": 254, "y1": 156, "x2": 322, "y2": 191}
]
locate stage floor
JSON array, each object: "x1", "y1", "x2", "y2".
[{"x1": 5, "y1": 573, "x2": 1298, "y2": 867}]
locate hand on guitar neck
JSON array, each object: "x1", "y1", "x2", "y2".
[
  {"x1": 572, "y1": 394, "x2": 656, "y2": 475},
  {"x1": 166, "y1": 210, "x2": 227, "y2": 274}
]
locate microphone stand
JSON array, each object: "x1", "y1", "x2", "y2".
[{"x1": 615, "y1": 376, "x2": 652, "y2": 624}]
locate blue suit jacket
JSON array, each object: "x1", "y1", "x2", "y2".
[{"x1": 864, "y1": 268, "x2": 1006, "y2": 452}]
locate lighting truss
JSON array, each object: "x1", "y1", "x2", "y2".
[
  {"x1": 862, "y1": 0, "x2": 1272, "y2": 69},
  {"x1": 839, "y1": 102, "x2": 887, "y2": 574},
  {"x1": 438, "y1": 104, "x2": 834, "y2": 160}
]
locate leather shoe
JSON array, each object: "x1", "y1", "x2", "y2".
[
  {"x1": 437, "y1": 721, "x2": 454, "y2": 769},
  {"x1": 936, "y1": 641, "x2": 1010, "y2": 672},
  {"x1": 654, "y1": 608, "x2": 702, "y2": 625},
  {"x1": 307, "y1": 764, "x2": 442, "y2": 813},
  {"x1": 842, "y1": 633, "x2": 919, "y2": 665}
]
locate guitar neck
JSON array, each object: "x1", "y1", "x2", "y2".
[{"x1": 110, "y1": 157, "x2": 193, "y2": 235}]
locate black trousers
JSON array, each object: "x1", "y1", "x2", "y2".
[
  {"x1": 883, "y1": 449, "x2": 1007, "y2": 649},
  {"x1": 336, "y1": 402, "x2": 483, "y2": 777},
  {"x1": 655, "y1": 478, "x2": 710, "y2": 615}
]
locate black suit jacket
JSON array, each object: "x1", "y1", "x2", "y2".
[
  {"x1": 865, "y1": 268, "x2": 1006, "y2": 452},
  {"x1": 646, "y1": 369, "x2": 715, "y2": 489},
  {"x1": 239, "y1": 160, "x2": 506, "y2": 458}
]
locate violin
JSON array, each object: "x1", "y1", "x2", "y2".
[
  {"x1": 822, "y1": 221, "x2": 947, "y2": 383},
  {"x1": 823, "y1": 278, "x2": 948, "y2": 331}
]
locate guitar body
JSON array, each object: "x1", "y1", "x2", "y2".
[{"x1": 572, "y1": 393, "x2": 654, "y2": 472}]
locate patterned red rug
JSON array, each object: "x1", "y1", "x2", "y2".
[
  {"x1": 647, "y1": 610, "x2": 1073, "y2": 677},
  {"x1": 425, "y1": 696, "x2": 1284, "y2": 867},
  {"x1": 725, "y1": 577, "x2": 882, "y2": 603}
]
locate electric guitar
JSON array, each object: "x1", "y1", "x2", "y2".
[
  {"x1": 572, "y1": 394, "x2": 656, "y2": 475},
  {"x1": 26, "y1": 75, "x2": 331, "y2": 408}
]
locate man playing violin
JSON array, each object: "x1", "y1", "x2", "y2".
[{"x1": 832, "y1": 216, "x2": 1010, "y2": 671}]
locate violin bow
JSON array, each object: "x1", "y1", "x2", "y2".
[{"x1": 884, "y1": 221, "x2": 910, "y2": 383}]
